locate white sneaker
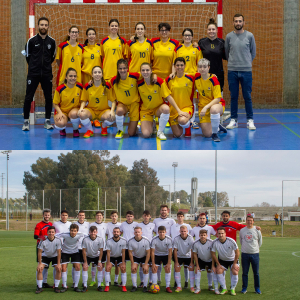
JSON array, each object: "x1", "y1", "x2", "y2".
[
  {"x1": 194, "y1": 288, "x2": 201, "y2": 294},
  {"x1": 157, "y1": 130, "x2": 167, "y2": 140},
  {"x1": 226, "y1": 119, "x2": 238, "y2": 129},
  {"x1": 22, "y1": 120, "x2": 30, "y2": 131},
  {"x1": 247, "y1": 119, "x2": 256, "y2": 130}
]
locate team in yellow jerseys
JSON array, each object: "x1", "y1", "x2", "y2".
[{"x1": 52, "y1": 20, "x2": 227, "y2": 142}]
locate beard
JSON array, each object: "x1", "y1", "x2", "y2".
[
  {"x1": 234, "y1": 24, "x2": 243, "y2": 31},
  {"x1": 39, "y1": 27, "x2": 48, "y2": 35}
]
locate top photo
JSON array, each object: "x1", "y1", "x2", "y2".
[{"x1": 0, "y1": 0, "x2": 299, "y2": 150}]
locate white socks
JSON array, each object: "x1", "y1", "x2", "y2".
[
  {"x1": 211, "y1": 113, "x2": 220, "y2": 134},
  {"x1": 165, "y1": 272, "x2": 171, "y2": 288},
  {"x1": 213, "y1": 272, "x2": 219, "y2": 291},
  {"x1": 131, "y1": 273, "x2": 137, "y2": 287},
  {"x1": 143, "y1": 273, "x2": 149, "y2": 287},
  {"x1": 81, "y1": 118, "x2": 93, "y2": 132},
  {"x1": 139, "y1": 266, "x2": 144, "y2": 283},
  {"x1": 62, "y1": 271, "x2": 67, "y2": 287},
  {"x1": 152, "y1": 273, "x2": 158, "y2": 284},
  {"x1": 121, "y1": 273, "x2": 127, "y2": 286},
  {"x1": 42, "y1": 268, "x2": 48, "y2": 283},
  {"x1": 180, "y1": 120, "x2": 191, "y2": 129},
  {"x1": 195, "y1": 271, "x2": 201, "y2": 289},
  {"x1": 105, "y1": 272, "x2": 111, "y2": 286},
  {"x1": 190, "y1": 103, "x2": 197, "y2": 123},
  {"x1": 184, "y1": 268, "x2": 189, "y2": 282},
  {"x1": 53, "y1": 268, "x2": 56, "y2": 283},
  {"x1": 207, "y1": 272, "x2": 213, "y2": 286},
  {"x1": 37, "y1": 279, "x2": 43, "y2": 288},
  {"x1": 175, "y1": 272, "x2": 181, "y2": 288},
  {"x1": 74, "y1": 270, "x2": 80, "y2": 288},
  {"x1": 114, "y1": 274, "x2": 119, "y2": 282},
  {"x1": 97, "y1": 270, "x2": 103, "y2": 287},
  {"x1": 189, "y1": 270, "x2": 195, "y2": 287},
  {"x1": 54, "y1": 279, "x2": 60, "y2": 288},
  {"x1": 217, "y1": 273, "x2": 226, "y2": 289},
  {"x1": 231, "y1": 275, "x2": 238, "y2": 289},
  {"x1": 116, "y1": 115, "x2": 124, "y2": 131},
  {"x1": 102, "y1": 120, "x2": 114, "y2": 128},
  {"x1": 70, "y1": 117, "x2": 80, "y2": 130},
  {"x1": 82, "y1": 270, "x2": 88, "y2": 287},
  {"x1": 55, "y1": 125, "x2": 66, "y2": 130},
  {"x1": 149, "y1": 267, "x2": 152, "y2": 283},
  {"x1": 72, "y1": 267, "x2": 75, "y2": 283},
  {"x1": 157, "y1": 265, "x2": 162, "y2": 281},
  {"x1": 158, "y1": 113, "x2": 170, "y2": 132},
  {"x1": 91, "y1": 266, "x2": 96, "y2": 282}
]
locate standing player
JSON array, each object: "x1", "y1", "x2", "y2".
[
  {"x1": 211, "y1": 227, "x2": 240, "y2": 295},
  {"x1": 192, "y1": 229, "x2": 214, "y2": 294},
  {"x1": 53, "y1": 210, "x2": 71, "y2": 234},
  {"x1": 56, "y1": 25, "x2": 83, "y2": 86},
  {"x1": 34, "y1": 209, "x2": 52, "y2": 289},
  {"x1": 81, "y1": 226, "x2": 104, "y2": 292},
  {"x1": 153, "y1": 205, "x2": 176, "y2": 237},
  {"x1": 150, "y1": 226, "x2": 173, "y2": 293},
  {"x1": 105, "y1": 227, "x2": 128, "y2": 292},
  {"x1": 22, "y1": 17, "x2": 56, "y2": 131},
  {"x1": 53, "y1": 68, "x2": 83, "y2": 137},
  {"x1": 128, "y1": 227, "x2": 151, "y2": 293},
  {"x1": 191, "y1": 212, "x2": 216, "y2": 241},
  {"x1": 36, "y1": 226, "x2": 63, "y2": 294},
  {"x1": 173, "y1": 226, "x2": 195, "y2": 293}
]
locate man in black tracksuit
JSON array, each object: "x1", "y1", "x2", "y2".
[{"x1": 22, "y1": 17, "x2": 56, "y2": 131}]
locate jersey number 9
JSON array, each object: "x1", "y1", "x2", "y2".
[{"x1": 148, "y1": 95, "x2": 152, "y2": 101}]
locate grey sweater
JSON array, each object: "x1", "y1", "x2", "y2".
[
  {"x1": 225, "y1": 30, "x2": 256, "y2": 72},
  {"x1": 239, "y1": 226, "x2": 262, "y2": 254}
]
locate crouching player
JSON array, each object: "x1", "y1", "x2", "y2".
[
  {"x1": 194, "y1": 58, "x2": 227, "y2": 142},
  {"x1": 36, "y1": 226, "x2": 63, "y2": 294},
  {"x1": 211, "y1": 227, "x2": 240, "y2": 295},
  {"x1": 192, "y1": 229, "x2": 214, "y2": 294},
  {"x1": 81, "y1": 226, "x2": 104, "y2": 292},
  {"x1": 128, "y1": 227, "x2": 151, "y2": 293}
]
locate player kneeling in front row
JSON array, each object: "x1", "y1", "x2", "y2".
[
  {"x1": 194, "y1": 58, "x2": 227, "y2": 142},
  {"x1": 128, "y1": 227, "x2": 151, "y2": 293},
  {"x1": 36, "y1": 226, "x2": 63, "y2": 294},
  {"x1": 211, "y1": 227, "x2": 240, "y2": 295},
  {"x1": 78, "y1": 66, "x2": 116, "y2": 138},
  {"x1": 192, "y1": 229, "x2": 214, "y2": 294},
  {"x1": 81, "y1": 226, "x2": 104, "y2": 292},
  {"x1": 105, "y1": 227, "x2": 128, "y2": 292},
  {"x1": 150, "y1": 226, "x2": 173, "y2": 293},
  {"x1": 173, "y1": 225, "x2": 195, "y2": 293}
]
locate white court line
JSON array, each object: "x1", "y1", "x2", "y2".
[
  {"x1": 292, "y1": 252, "x2": 300, "y2": 258},
  {"x1": 0, "y1": 246, "x2": 34, "y2": 249}
]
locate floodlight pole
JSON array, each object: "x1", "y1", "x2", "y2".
[{"x1": 172, "y1": 162, "x2": 178, "y2": 208}]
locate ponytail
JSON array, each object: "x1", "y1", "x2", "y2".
[
  {"x1": 64, "y1": 25, "x2": 79, "y2": 42},
  {"x1": 85, "y1": 28, "x2": 96, "y2": 46}
]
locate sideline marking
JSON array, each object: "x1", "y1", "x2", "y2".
[
  {"x1": 269, "y1": 115, "x2": 300, "y2": 138},
  {"x1": 0, "y1": 245, "x2": 33, "y2": 250},
  {"x1": 292, "y1": 251, "x2": 300, "y2": 258}
]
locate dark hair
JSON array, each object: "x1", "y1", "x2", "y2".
[
  {"x1": 233, "y1": 13, "x2": 244, "y2": 21},
  {"x1": 182, "y1": 28, "x2": 193, "y2": 43},
  {"x1": 78, "y1": 210, "x2": 85, "y2": 215},
  {"x1": 64, "y1": 68, "x2": 77, "y2": 84},
  {"x1": 134, "y1": 22, "x2": 146, "y2": 41},
  {"x1": 84, "y1": 27, "x2": 96, "y2": 46},
  {"x1": 70, "y1": 224, "x2": 79, "y2": 231},
  {"x1": 199, "y1": 229, "x2": 208, "y2": 235},
  {"x1": 91, "y1": 66, "x2": 106, "y2": 88},
  {"x1": 158, "y1": 226, "x2": 166, "y2": 232},
  {"x1": 38, "y1": 17, "x2": 49, "y2": 25},
  {"x1": 89, "y1": 225, "x2": 97, "y2": 232},
  {"x1": 246, "y1": 215, "x2": 254, "y2": 220},
  {"x1": 126, "y1": 210, "x2": 134, "y2": 216},
  {"x1": 61, "y1": 210, "x2": 68, "y2": 215},
  {"x1": 217, "y1": 226, "x2": 226, "y2": 232},
  {"x1": 109, "y1": 19, "x2": 124, "y2": 44},
  {"x1": 47, "y1": 226, "x2": 56, "y2": 232},
  {"x1": 140, "y1": 63, "x2": 154, "y2": 85},
  {"x1": 158, "y1": 22, "x2": 171, "y2": 32},
  {"x1": 116, "y1": 59, "x2": 128, "y2": 85},
  {"x1": 64, "y1": 25, "x2": 79, "y2": 42},
  {"x1": 111, "y1": 210, "x2": 118, "y2": 215},
  {"x1": 221, "y1": 210, "x2": 231, "y2": 216},
  {"x1": 174, "y1": 57, "x2": 186, "y2": 66},
  {"x1": 160, "y1": 204, "x2": 168, "y2": 210},
  {"x1": 199, "y1": 213, "x2": 206, "y2": 217},
  {"x1": 95, "y1": 211, "x2": 104, "y2": 216},
  {"x1": 113, "y1": 227, "x2": 120, "y2": 231},
  {"x1": 207, "y1": 18, "x2": 218, "y2": 29},
  {"x1": 177, "y1": 211, "x2": 184, "y2": 216},
  {"x1": 143, "y1": 210, "x2": 151, "y2": 216},
  {"x1": 42, "y1": 209, "x2": 51, "y2": 215}
]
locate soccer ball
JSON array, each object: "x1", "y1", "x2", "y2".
[{"x1": 149, "y1": 284, "x2": 160, "y2": 293}]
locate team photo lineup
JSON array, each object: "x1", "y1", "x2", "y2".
[
  {"x1": 23, "y1": 13, "x2": 256, "y2": 143},
  {"x1": 35, "y1": 205, "x2": 262, "y2": 295}
]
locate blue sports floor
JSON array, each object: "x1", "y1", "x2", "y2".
[{"x1": 0, "y1": 108, "x2": 299, "y2": 150}]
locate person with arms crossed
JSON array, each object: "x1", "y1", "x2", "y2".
[
  {"x1": 191, "y1": 212, "x2": 216, "y2": 241},
  {"x1": 239, "y1": 215, "x2": 262, "y2": 294},
  {"x1": 211, "y1": 227, "x2": 240, "y2": 295},
  {"x1": 128, "y1": 227, "x2": 151, "y2": 293},
  {"x1": 225, "y1": 14, "x2": 256, "y2": 130},
  {"x1": 22, "y1": 17, "x2": 56, "y2": 131}
]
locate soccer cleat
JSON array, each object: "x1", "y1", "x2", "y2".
[
  {"x1": 166, "y1": 287, "x2": 172, "y2": 293},
  {"x1": 94, "y1": 120, "x2": 101, "y2": 128},
  {"x1": 44, "y1": 119, "x2": 54, "y2": 130},
  {"x1": 78, "y1": 124, "x2": 82, "y2": 129},
  {"x1": 190, "y1": 287, "x2": 195, "y2": 293},
  {"x1": 83, "y1": 130, "x2": 94, "y2": 138},
  {"x1": 166, "y1": 121, "x2": 170, "y2": 127},
  {"x1": 101, "y1": 127, "x2": 108, "y2": 136},
  {"x1": 71, "y1": 283, "x2": 75, "y2": 288},
  {"x1": 104, "y1": 286, "x2": 109, "y2": 292},
  {"x1": 114, "y1": 281, "x2": 119, "y2": 286},
  {"x1": 22, "y1": 120, "x2": 30, "y2": 131},
  {"x1": 215, "y1": 289, "x2": 220, "y2": 295},
  {"x1": 255, "y1": 288, "x2": 262, "y2": 294},
  {"x1": 241, "y1": 288, "x2": 247, "y2": 294},
  {"x1": 74, "y1": 287, "x2": 81, "y2": 292},
  {"x1": 101, "y1": 282, "x2": 105, "y2": 287},
  {"x1": 174, "y1": 281, "x2": 177, "y2": 288},
  {"x1": 194, "y1": 288, "x2": 201, "y2": 294},
  {"x1": 42, "y1": 283, "x2": 52, "y2": 288},
  {"x1": 247, "y1": 119, "x2": 256, "y2": 130},
  {"x1": 61, "y1": 287, "x2": 68, "y2": 293},
  {"x1": 230, "y1": 288, "x2": 236, "y2": 296},
  {"x1": 115, "y1": 130, "x2": 124, "y2": 139},
  {"x1": 122, "y1": 286, "x2": 127, "y2": 292},
  {"x1": 191, "y1": 121, "x2": 199, "y2": 129},
  {"x1": 89, "y1": 281, "x2": 96, "y2": 287},
  {"x1": 157, "y1": 130, "x2": 167, "y2": 140},
  {"x1": 82, "y1": 286, "x2": 88, "y2": 293},
  {"x1": 73, "y1": 129, "x2": 80, "y2": 137},
  {"x1": 143, "y1": 286, "x2": 148, "y2": 293},
  {"x1": 185, "y1": 127, "x2": 191, "y2": 137},
  {"x1": 148, "y1": 282, "x2": 152, "y2": 287},
  {"x1": 208, "y1": 286, "x2": 214, "y2": 291},
  {"x1": 220, "y1": 288, "x2": 228, "y2": 295},
  {"x1": 212, "y1": 133, "x2": 221, "y2": 142},
  {"x1": 184, "y1": 281, "x2": 189, "y2": 289},
  {"x1": 60, "y1": 129, "x2": 66, "y2": 136},
  {"x1": 218, "y1": 123, "x2": 227, "y2": 133},
  {"x1": 226, "y1": 119, "x2": 238, "y2": 129},
  {"x1": 138, "y1": 282, "x2": 144, "y2": 288},
  {"x1": 97, "y1": 286, "x2": 103, "y2": 292},
  {"x1": 131, "y1": 286, "x2": 137, "y2": 292},
  {"x1": 175, "y1": 287, "x2": 182, "y2": 293},
  {"x1": 54, "y1": 287, "x2": 61, "y2": 293}
]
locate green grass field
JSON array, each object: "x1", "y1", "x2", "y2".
[{"x1": 0, "y1": 231, "x2": 299, "y2": 300}]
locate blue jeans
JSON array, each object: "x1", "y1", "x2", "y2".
[
  {"x1": 242, "y1": 252, "x2": 260, "y2": 290},
  {"x1": 228, "y1": 71, "x2": 253, "y2": 120}
]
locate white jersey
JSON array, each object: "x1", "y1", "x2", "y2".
[
  {"x1": 139, "y1": 221, "x2": 155, "y2": 242},
  {"x1": 73, "y1": 221, "x2": 89, "y2": 250},
  {"x1": 192, "y1": 239, "x2": 213, "y2": 262},
  {"x1": 89, "y1": 221, "x2": 108, "y2": 249},
  {"x1": 106, "y1": 222, "x2": 122, "y2": 239},
  {"x1": 153, "y1": 217, "x2": 176, "y2": 236},
  {"x1": 173, "y1": 234, "x2": 194, "y2": 258},
  {"x1": 150, "y1": 235, "x2": 173, "y2": 256},
  {"x1": 106, "y1": 237, "x2": 127, "y2": 258},
  {"x1": 53, "y1": 220, "x2": 72, "y2": 233},
  {"x1": 211, "y1": 237, "x2": 238, "y2": 261},
  {"x1": 170, "y1": 223, "x2": 193, "y2": 241},
  {"x1": 120, "y1": 221, "x2": 139, "y2": 243},
  {"x1": 191, "y1": 225, "x2": 216, "y2": 241},
  {"x1": 56, "y1": 232, "x2": 86, "y2": 254},
  {"x1": 82, "y1": 235, "x2": 104, "y2": 258},
  {"x1": 128, "y1": 236, "x2": 151, "y2": 258},
  {"x1": 38, "y1": 237, "x2": 62, "y2": 257}
]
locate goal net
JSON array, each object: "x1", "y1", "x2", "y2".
[{"x1": 207, "y1": 208, "x2": 246, "y2": 223}]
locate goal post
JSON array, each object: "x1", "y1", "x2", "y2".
[
  {"x1": 208, "y1": 208, "x2": 246, "y2": 224},
  {"x1": 28, "y1": 0, "x2": 223, "y2": 123}
]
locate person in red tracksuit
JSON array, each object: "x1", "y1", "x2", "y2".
[{"x1": 34, "y1": 209, "x2": 53, "y2": 288}]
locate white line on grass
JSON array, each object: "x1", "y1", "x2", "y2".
[
  {"x1": 292, "y1": 252, "x2": 300, "y2": 258},
  {"x1": 0, "y1": 246, "x2": 34, "y2": 249}
]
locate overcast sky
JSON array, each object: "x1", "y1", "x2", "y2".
[{"x1": 0, "y1": 150, "x2": 299, "y2": 207}]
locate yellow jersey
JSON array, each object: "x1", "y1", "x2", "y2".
[
  {"x1": 137, "y1": 77, "x2": 171, "y2": 110},
  {"x1": 56, "y1": 41, "x2": 84, "y2": 86},
  {"x1": 53, "y1": 82, "x2": 83, "y2": 113},
  {"x1": 81, "y1": 43, "x2": 102, "y2": 77},
  {"x1": 151, "y1": 38, "x2": 179, "y2": 80},
  {"x1": 110, "y1": 72, "x2": 140, "y2": 106},
  {"x1": 173, "y1": 44, "x2": 203, "y2": 73},
  {"x1": 127, "y1": 38, "x2": 153, "y2": 73},
  {"x1": 100, "y1": 36, "x2": 127, "y2": 81}
]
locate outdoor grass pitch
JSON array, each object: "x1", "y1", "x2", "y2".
[{"x1": 0, "y1": 231, "x2": 299, "y2": 300}]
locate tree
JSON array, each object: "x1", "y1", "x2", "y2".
[
  {"x1": 198, "y1": 191, "x2": 229, "y2": 207},
  {"x1": 260, "y1": 202, "x2": 270, "y2": 207},
  {"x1": 203, "y1": 196, "x2": 214, "y2": 207}
]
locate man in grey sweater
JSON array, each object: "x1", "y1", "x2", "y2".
[
  {"x1": 239, "y1": 215, "x2": 262, "y2": 294},
  {"x1": 225, "y1": 14, "x2": 256, "y2": 130}
]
